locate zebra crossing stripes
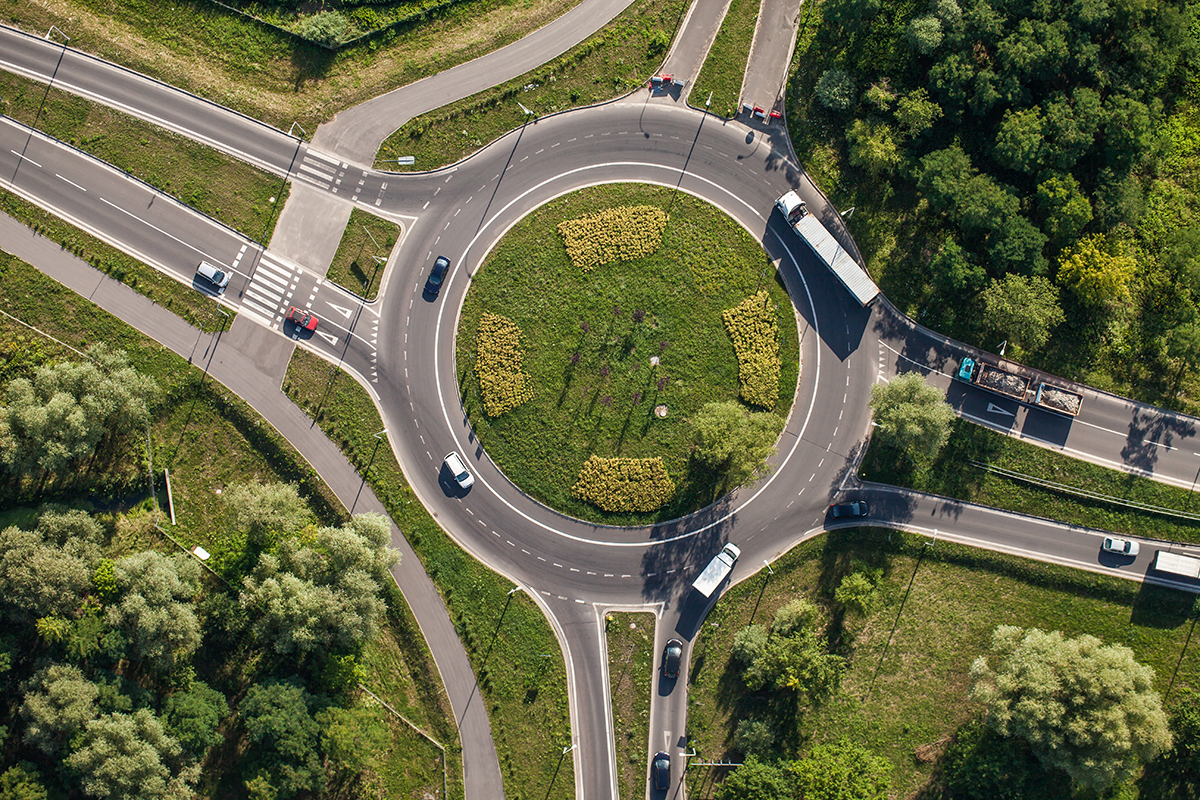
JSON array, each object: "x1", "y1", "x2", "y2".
[{"x1": 238, "y1": 255, "x2": 301, "y2": 328}]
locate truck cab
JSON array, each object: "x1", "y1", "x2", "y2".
[
  {"x1": 775, "y1": 191, "x2": 808, "y2": 225},
  {"x1": 957, "y1": 357, "x2": 977, "y2": 382}
]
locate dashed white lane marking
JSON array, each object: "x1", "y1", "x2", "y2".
[
  {"x1": 423, "y1": 201, "x2": 430, "y2": 209},
  {"x1": 9, "y1": 150, "x2": 41, "y2": 168},
  {"x1": 575, "y1": 598, "x2": 585, "y2": 604},
  {"x1": 55, "y1": 173, "x2": 86, "y2": 191}
]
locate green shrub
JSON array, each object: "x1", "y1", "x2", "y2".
[
  {"x1": 721, "y1": 291, "x2": 781, "y2": 410},
  {"x1": 293, "y1": 11, "x2": 352, "y2": 46},
  {"x1": 475, "y1": 312, "x2": 533, "y2": 417},
  {"x1": 570, "y1": 456, "x2": 675, "y2": 512},
  {"x1": 556, "y1": 206, "x2": 668, "y2": 271}
]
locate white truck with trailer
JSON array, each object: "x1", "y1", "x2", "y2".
[
  {"x1": 692, "y1": 543, "x2": 741, "y2": 597},
  {"x1": 775, "y1": 191, "x2": 879, "y2": 306},
  {"x1": 1153, "y1": 550, "x2": 1200, "y2": 579}
]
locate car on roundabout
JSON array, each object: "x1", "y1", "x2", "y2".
[
  {"x1": 829, "y1": 500, "x2": 868, "y2": 518},
  {"x1": 425, "y1": 255, "x2": 451, "y2": 297},
  {"x1": 443, "y1": 451, "x2": 474, "y2": 489}
]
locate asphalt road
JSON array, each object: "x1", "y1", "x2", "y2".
[{"x1": 5, "y1": 21, "x2": 1200, "y2": 800}]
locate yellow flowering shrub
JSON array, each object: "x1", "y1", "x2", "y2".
[
  {"x1": 722, "y1": 290, "x2": 781, "y2": 410},
  {"x1": 556, "y1": 205, "x2": 668, "y2": 271},
  {"x1": 571, "y1": 456, "x2": 676, "y2": 512},
  {"x1": 476, "y1": 312, "x2": 534, "y2": 417}
]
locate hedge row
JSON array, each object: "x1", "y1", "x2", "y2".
[
  {"x1": 570, "y1": 455, "x2": 676, "y2": 512},
  {"x1": 476, "y1": 312, "x2": 534, "y2": 417},
  {"x1": 722, "y1": 290, "x2": 781, "y2": 410},
  {"x1": 556, "y1": 206, "x2": 668, "y2": 272}
]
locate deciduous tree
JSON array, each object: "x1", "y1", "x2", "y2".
[
  {"x1": 224, "y1": 481, "x2": 313, "y2": 550},
  {"x1": 788, "y1": 740, "x2": 892, "y2": 800},
  {"x1": 1036, "y1": 175, "x2": 1092, "y2": 247},
  {"x1": 0, "y1": 508, "x2": 102, "y2": 620},
  {"x1": 894, "y1": 88, "x2": 943, "y2": 137},
  {"x1": 980, "y1": 274, "x2": 1063, "y2": 351},
  {"x1": 162, "y1": 680, "x2": 228, "y2": 759},
  {"x1": 1056, "y1": 234, "x2": 1135, "y2": 308},
  {"x1": 66, "y1": 709, "x2": 184, "y2": 800},
  {"x1": 19, "y1": 664, "x2": 99, "y2": 756},
  {"x1": 868, "y1": 373, "x2": 956, "y2": 462},
  {"x1": 691, "y1": 401, "x2": 780, "y2": 490},
  {"x1": 239, "y1": 680, "x2": 325, "y2": 799},
  {"x1": 845, "y1": 118, "x2": 900, "y2": 175},
  {"x1": 106, "y1": 551, "x2": 201, "y2": 673},
  {"x1": 970, "y1": 626, "x2": 1172, "y2": 791},
  {"x1": 816, "y1": 70, "x2": 856, "y2": 112},
  {"x1": 715, "y1": 756, "x2": 788, "y2": 800},
  {"x1": 0, "y1": 762, "x2": 48, "y2": 800}
]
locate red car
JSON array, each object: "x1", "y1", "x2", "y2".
[{"x1": 285, "y1": 306, "x2": 319, "y2": 338}]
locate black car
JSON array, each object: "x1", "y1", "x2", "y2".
[
  {"x1": 424, "y1": 255, "x2": 451, "y2": 296},
  {"x1": 652, "y1": 751, "x2": 670, "y2": 791},
  {"x1": 829, "y1": 500, "x2": 868, "y2": 518},
  {"x1": 662, "y1": 638, "x2": 683, "y2": 679}
]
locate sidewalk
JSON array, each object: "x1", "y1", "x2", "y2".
[{"x1": 0, "y1": 212, "x2": 505, "y2": 800}]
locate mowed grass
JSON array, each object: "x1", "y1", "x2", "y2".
[
  {"x1": 861, "y1": 418, "x2": 1200, "y2": 545},
  {"x1": 1, "y1": 0, "x2": 585, "y2": 132},
  {"x1": 284, "y1": 348, "x2": 575, "y2": 800},
  {"x1": 326, "y1": 208, "x2": 399, "y2": 299},
  {"x1": 374, "y1": 0, "x2": 686, "y2": 171},
  {"x1": 1, "y1": 190, "x2": 229, "y2": 332},
  {"x1": 456, "y1": 184, "x2": 799, "y2": 525},
  {"x1": 685, "y1": 528, "x2": 1200, "y2": 798},
  {"x1": 688, "y1": 0, "x2": 761, "y2": 118},
  {"x1": 606, "y1": 612, "x2": 655, "y2": 800}
]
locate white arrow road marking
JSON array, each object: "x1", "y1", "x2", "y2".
[
  {"x1": 316, "y1": 331, "x2": 339, "y2": 346},
  {"x1": 325, "y1": 302, "x2": 354, "y2": 319},
  {"x1": 987, "y1": 403, "x2": 1015, "y2": 416}
]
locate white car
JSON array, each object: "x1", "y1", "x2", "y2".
[
  {"x1": 443, "y1": 451, "x2": 474, "y2": 489},
  {"x1": 1102, "y1": 537, "x2": 1139, "y2": 557}
]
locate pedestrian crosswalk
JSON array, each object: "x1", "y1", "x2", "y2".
[
  {"x1": 237, "y1": 253, "x2": 314, "y2": 330},
  {"x1": 294, "y1": 148, "x2": 387, "y2": 207}
]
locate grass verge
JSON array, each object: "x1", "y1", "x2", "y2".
[
  {"x1": 687, "y1": 0, "x2": 761, "y2": 118},
  {"x1": 1, "y1": 193, "x2": 230, "y2": 332},
  {"x1": 284, "y1": 348, "x2": 575, "y2": 800},
  {"x1": 326, "y1": 208, "x2": 399, "y2": 299},
  {"x1": 685, "y1": 527, "x2": 1200, "y2": 798},
  {"x1": 606, "y1": 612, "x2": 654, "y2": 800},
  {"x1": 0, "y1": 249, "x2": 462, "y2": 797},
  {"x1": 455, "y1": 184, "x2": 799, "y2": 525},
  {"x1": 1, "y1": 0, "x2": 586, "y2": 132},
  {"x1": 861, "y1": 418, "x2": 1200, "y2": 544},
  {"x1": 0, "y1": 70, "x2": 288, "y2": 242},
  {"x1": 373, "y1": 0, "x2": 686, "y2": 171}
]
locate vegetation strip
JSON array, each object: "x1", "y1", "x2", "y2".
[
  {"x1": 1, "y1": 192, "x2": 228, "y2": 332},
  {"x1": 455, "y1": 184, "x2": 798, "y2": 525},
  {"x1": 0, "y1": 70, "x2": 288, "y2": 243},
  {"x1": 0, "y1": 249, "x2": 457, "y2": 799},
  {"x1": 374, "y1": 0, "x2": 687, "y2": 170},
  {"x1": 557, "y1": 205, "x2": 668, "y2": 272},
  {"x1": 284, "y1": 348, "x2": 575, "y2": 800},
  {"x1": 861, "y1": 419, "x2": 1200, "y2": 545},
  {"x1": 605, "y1": 612, "x2": 655, "y2": 800},
  {"x1": 686, "y1": 526, "x2": 1199, "y2": 798},
  {"x1": 326, "y1": 207, "x2": 399, "y2": 300},
  {"x1": 476, "y1": 312, "x2": 535, "y2": 417},
  {"x1": 722, "y1": 290, "x2": 781, "y2": 410},
  {"x1": 688, "y1": 0, "x2": 761, "y2": 117},
  {"x1": 0, "y1": 0, "x2": 587, "y2": 132}
]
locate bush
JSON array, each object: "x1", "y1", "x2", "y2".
[
  {"x1": 733, "y1": 718, "x2": 775, "y2": 757},
  {"x1": 556, "y1": 205, "x2": 668, "y2": 271},
  {"x1": 815, "y1": 70, "x2": 856, "y2": 111},
  {"x1": 731, "y1": 623, "x2": 768, "y2": 665},
  {"x1": 834, "y1": 572, "x2": 877, "y2": 614},
  {"x1": 293, "y1": 11, "x2": 352, "y2": 46},
  {"x1": 722, "y1": 291, "x2": 781, "y2": 410},
  {"x1": 570, "y1": 456, "x2": 675, "y2": 512},
  {"x1": 475, "y1": 313, "x2": 534, "y2": 417},
  {"x1": 771, "y1": 598, "x2": 819, "y2": 637}
]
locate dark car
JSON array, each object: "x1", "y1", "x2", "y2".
[
  {"x1": 829, "y1": 500, "x2": 868, "y2": 518},
  {"x1": 285, "y1": 306, "x2": 319, "y2": 339},
  {"x1": 652, "y1": 751, "x2": 670, "y2": 791},
  {"x1": 424, "y1": 255, "x2": 451, "y2": 296},
  {"x1": 662, "y1": 638, "x2": 683, "y2": 679}
]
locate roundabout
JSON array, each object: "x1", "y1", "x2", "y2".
[{"x1": 452, "y1": 183, "x2": 799, "y2": 525}]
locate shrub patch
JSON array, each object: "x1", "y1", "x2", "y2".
[
  {"x1": 557, "y1": 206, "x2": 668, "y2": 272},
  {"x1": 476, "y1": 312, "x2": 534, "y2": 417},
  {"x1": 722, "y1": 290, "x2": 782, "y2": 410},
  {"x1": 571, "y1": 456, "x2": 676, "y2": 512}
]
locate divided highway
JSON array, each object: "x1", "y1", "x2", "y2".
[{"x1": 3, "y1": 13, "x2": 1200, "y2": 800}]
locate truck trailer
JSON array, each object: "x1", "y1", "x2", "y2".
[
  {"x1": 957, "y1": 357, "x2": 1030, "y2": 402},
  {"x1": 775, "y1": 191, "x2": 879, "y2": 306},
  {"x1": 1033, "y1": 382, "x2": 1084, "y2": 416},
  {"x1": 1153, "y1": 550, "x2": 1200, "y2": 579},
  {"x1": 692, "y1": 543, "x2": 741, "y2": 597}
]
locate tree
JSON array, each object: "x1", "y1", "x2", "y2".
[
  {"x1": 19, "y1": 664, "x2": 99, "y2": 756},
  {"x1": 834, "y1": 572, "x2": 877, "y2": 615},
  {"x1": 0, "y1": 345, "x2": 158, "y2": 476},
  {"x1": 293, "y1": 11, "x2": 350, "y2": 46},
  {"x1": 917, "y1": 146, "x2": 975, "y2": 214},
  {"x1": 993, "y1": 108, "x2": 1045, "y2": 174},
  {"x1": 731, "y1": 623, "x2": 768, "y2": 666},
  {"x1": 0, "y1": 763, "x2": 48, "y2": 800},
  {"x1": 0, "y1": 508, "x2": 102, "y2": 619},
  {"x1": 820, "y1": 0, "x2": 881, "y2": 33},
  {"x1": 105, "y1": 551, "x2": 201, "y2": 674},
  {"x1": 162, "y1": 681, "x2": 228, "y2": 759},
  {"x1": 980, "y1": 274, "x2": 1064, "y2": 352},
  {"x1": 868, "y1": 373, "x2": 956, "y2": 462},
  {"x1": 816, "y1": 70, "x2": 856, "y2": 112},
  {"x1": 691, "y1": 401, "x2": 780, "y2": 490},
  {"x1": 985, "y1": 215, "x2": 1048, "y2": 275},
  {"x1": 772, "y1": 598, "x2": 819, "y2": 637},
  {"x1": 789, "y1": 740, "x2": 892, "y2": 800},
  {"x1": 845, "y1": 118, "x2": 900, "y2": 175},
  {"x1": 66, "y1": 709, "x2": 185, "y2": 800},
  {"x1": 733, "y1": 718, "x2": 775, "y2": 757},
  {"x1": 1042, "y1": 88, "x2": 1101, "y2": 170},
  {"x1": 743, "y1": 628, "x2": 843, "y2": 700},
  {"x1": 1036, "y1": 175, "x2": 1092, "y2": 247},
  {"x1": 894, "y1": 88, "x2": 943, "y2": 137},
  {"x1": 715, "y1": 756, "x2": 788, "y2": 800},
  {"x1": 1056, "y1": 234, "x2": 1135, "y2": 308},
  {"x1": 907, "y1": 16, "x2": 944, "y2": 55},
  {"x1": 224, "y1": 481, "x2": 313, "y2": 550},
  {"x1": 1149, "y1": 688, "x2": 1200, "y2": 798},
  {"x1": 239, "y1": 680, "x2": 325, "y2": 799},
  {"x1": 970, "y1": 626, "x2": 1172, "y2": 791},
  {"x1": 941, "y1": 718, "x2": 1062, "y2": 800}
]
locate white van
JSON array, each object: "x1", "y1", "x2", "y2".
[{"x1": 196, "y1": 261, "x2": 230, "y2": 292}]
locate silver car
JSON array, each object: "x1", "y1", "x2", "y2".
[
  {"x1": 443, "y1": 451, "x2": 474, "y2": 489},
  {"x1": 1102, "y1": 537, "x2": 1139, "y2": 557},
  {"x1": 196, "y1": 261, "x2": 230, "y2": 292}
]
